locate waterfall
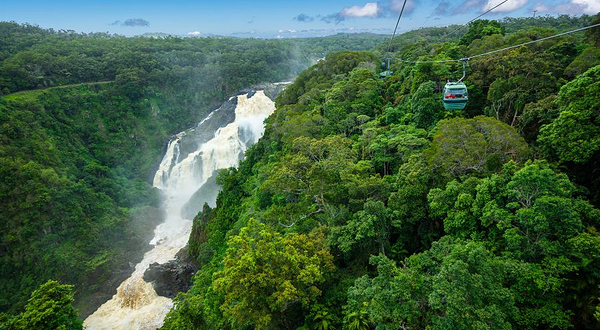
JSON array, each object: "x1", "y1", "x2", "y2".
[{"x1": 84, "y1": 90, "x2": 276, "y2": 330}]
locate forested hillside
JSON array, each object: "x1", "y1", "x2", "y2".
[
  {"x1": 161, "y1": 14, "x2": 600, "y2": 329},
  {"x1": 0, "y1": 21, "x2": 387, "y2": 322}
]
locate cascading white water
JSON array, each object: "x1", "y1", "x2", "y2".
[{"x1": 84, "y1": 90, "x2": 276, "y2": 330}]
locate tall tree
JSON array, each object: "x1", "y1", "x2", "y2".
[
  {"x1": 459, "y1": 19, "x2": 504, "y2": 46},
  {"x1": 538, "y1": 64, "x2": 600, "y2": 165},
  {"x1": 213, "y1": 220, "x2": 334, "y2": 329},
  {"x1": 425, "y1": 116, "x2": 529, "y2": 179},
  {"x1": 12, "y1": 280, "x2": 83, "y2": 330}
]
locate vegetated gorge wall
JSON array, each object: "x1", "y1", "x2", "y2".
[{"x1": 84, "y1": 83, "x2": 286, "y2": 330}]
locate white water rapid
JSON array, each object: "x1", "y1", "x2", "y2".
[{"x1": 84, "y1": 90, "x2": 276, "y2": 330}]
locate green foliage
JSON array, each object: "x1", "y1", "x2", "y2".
[
  {"x1": 333, "y1": 200, "x2": 390, "y2": 255},
  {"x1": 276, "y1": 51, "x2": 380, "y2": 107},
  {"x1": 0, "y1": 85, "x2": 164, "y2": 313},
  {"x1": 501, "y1": 14, "x2": 595, "y2": 34},
  {"x1": 585, "y1": 13, "x2": 600, "y2": 47},
  {"x1": 343, "y1": 310, "x2": 370, "y2": 330},
  {"x1": 539, "y1": 64, "x2": 600, "y2": 164},
  {"x1": 313, "y1": 308, "x2": 335, "y2": 330},
  {"x1": 428, "y1": 161, "x2": 600, "y2": 328},
  {"x1": 388, "y1": 154, "x2": 439, "y2": 257},
  {"x1": 5, "y1": 280, "x2": 83, "y2": 330},
  {"x1": 159, "y1": 293, "x2": 206, "y2": 330},
  {"x1": 0, "y1": 22, "x2": 385, "y2": 96},
  {"x1": 188, "y1": 203, "x2": 216, "y2": 264},
  {"x1": 355, "y1": 124, "x2": 428, "y2": 176},
  {"x1": 410, "y1": 81, "x2": 445, "y2": 128},
  {"x1": 0, "y1": 23, "x2": 388, "y2": 316},
  {"x1": 486, "y1": 69, "x2": 557, "y2": 126},
  {"x1": 347, "y1": 238, "x2": 516, "y2": 330},
  {"x1": 516, "y1": 95, "x2": 559, "y2": 142},
  {"x1": 213, "y1": 219, "x2": 334, "y2": 329},
  {"x1": 165, "y1": 15, "x2": 600, "y2": 328},
  {"x1": 459, "y1": 19, "x2": 504, "y2": 46},
  {"x1": 564, "y1": 46, "x2": 600, "y2": 78},
  {"x1": 324, "y1": 67, "x2": 382, "y2": 134},
  {"x1": 262, "y1": 135, "x2": 355, "y2": 217},
  {"x1": 425, "y1": 116, "x2": 530, "y2": 178},
  {"x1": 4, "y1": 15, "x2": 598, "y2": 330}
]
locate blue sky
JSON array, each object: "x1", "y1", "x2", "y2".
[{"x1": 1, "y1": 0, "x2": 598, "y2": 37}]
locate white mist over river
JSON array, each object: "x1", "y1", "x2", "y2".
[{"x1": 84, "y1": 90, "x2": 276, "y2": 330}]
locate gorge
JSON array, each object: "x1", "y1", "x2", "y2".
[{"x1": 84, "y1": 86, "x2": 282, "y2": 330}]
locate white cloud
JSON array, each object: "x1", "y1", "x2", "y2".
[
  {"x1": 533, "y1": 0, "x2": 600, "y2": 14},
  {"x1": 340, "y1": 2, "x2": 380, "y2": 18},
  {"x1": 571, "y1": 0, "x2": 600, "y2": 13},
  {"x1": 554, "y1": 2, "x2": 585, "y2": 12},
  {"x1": 187, "y1": 31, "x2": 202, "y2": 36},
  {"x1": 483, "y1": 0, "x2": 529, "y2": 12}
]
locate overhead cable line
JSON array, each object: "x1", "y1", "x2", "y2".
[
  {"x1": 385, "y1": 0, "x2": 409, "y2": 54},
  {"x1": 385, "y1": 0, "x2": 506, "y2": 60},
  {"x1": 468, "y1": 23, "x2": 600, "y2": 59},
  {"x1": 400, "y1": 22, "x2": 600, "y2": 64}
]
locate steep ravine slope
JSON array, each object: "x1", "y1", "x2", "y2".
[
  {"x1": 85, "y1": 85, "x2": 284, "y2": 330},
  {"x1": 162, "y1": 30, "x2": 600, "y2": 329}
]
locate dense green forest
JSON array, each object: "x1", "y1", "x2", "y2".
[
  {"x1": 158, "y1": 14, "x2": 600, "y2": 330},
  {"x1": 0, "y1": 13, "x2": 599, "y2": 329},
  {"x1": 0, "y1": 21, "x2": 388, "y2": 323}
]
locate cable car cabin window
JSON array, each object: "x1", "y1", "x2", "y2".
[{"x1": 444, "y1": 87, "x2": 467, "y2": 99}]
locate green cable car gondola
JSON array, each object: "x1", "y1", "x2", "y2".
[
  {"x1": 379, "y1": 69, "x2": 393, "y2": 79},
  {"x1": 442, "y1": 59, "x2": 469, "y2": 110},
  {"x1": 442, "y1": 82, "x2": 468, "y2": 110},
  {"x1": 379, "y1": 57, "x2": 393, "y2": 79}
]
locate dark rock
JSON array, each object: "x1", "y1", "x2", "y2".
[
  {"x1": 143, "y1": 246, "x2": 200, "y2": 298},
  {"x1": 239, "y1": 82, "x2": 290, "y2": 101},
  {"x1": 246, "y1": 90, "x2": 257, "y2": 98}
]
